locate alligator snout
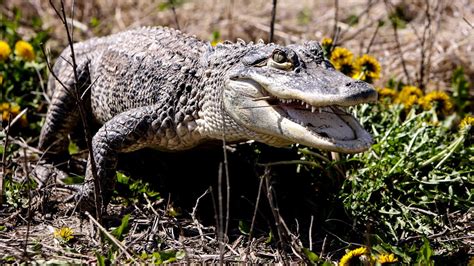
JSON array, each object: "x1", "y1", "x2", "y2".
[{"x1": 341, "y1": 80, "x2": 378, "y2": 104}]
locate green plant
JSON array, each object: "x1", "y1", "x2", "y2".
[
  {"x1": 115, "y1": 172, "x2": 161, "y2": 204},
  {"x1": 0, "y1": 10, "x2": 49, "y2": 135},
  {"x1": 451, "y1": 67, "x2": 471, "y2": 116},
  {"x1": 339, "y1": 87, "x2": 472, "y2": 260}
]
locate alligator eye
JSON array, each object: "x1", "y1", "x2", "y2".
[
  {"x1": 272, "y1": 50, "x2": 288, "y2": 63},
  {"x1": 269, "y1": 49, "x2": 293, "y2": 70}
]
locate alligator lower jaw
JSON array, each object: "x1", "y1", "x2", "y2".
[{"x1": 267, "y1": 97, "x2": 373, "y2": 153}]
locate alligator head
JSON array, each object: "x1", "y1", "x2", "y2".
[{"x1": 217, "y1": 40, "x2": 377, "y2": 153}]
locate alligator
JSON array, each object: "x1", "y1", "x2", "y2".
[{"x1": 39, "y1": 26, "x2": 377, "y2": 212}]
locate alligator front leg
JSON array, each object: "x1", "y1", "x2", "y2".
[{"x1": 76, "y1": 105, "x2": 161, "y2": 213}]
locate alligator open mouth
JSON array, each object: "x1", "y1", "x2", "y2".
[
  {"x1": 262, "y1": 95, "x2": 373, "y2": 151},
  {"x1": 267, "y1": 98, "x2": 362, "y2": 142}
]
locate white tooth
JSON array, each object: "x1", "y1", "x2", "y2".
[
  {"x1": 311, "y1": 106, "x2": 316, "y2": 113},
  {"x1": 318, "y1": 108, "x2": 321, "y2": 113},
  {"x1": 300, "y1": 101, "x2": 304, "y2": 105},
  {"x1": 306, "y1": 104, "x2": 309, "y2": 109}
]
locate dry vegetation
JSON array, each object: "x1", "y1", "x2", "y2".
[
  {"x1": 5, "y1": 0, "x2": 473, "y2": 90},
  {"x1": 0, "y1": 0, "x2": 473, "y2": 264}
]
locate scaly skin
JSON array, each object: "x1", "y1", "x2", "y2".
[{"x1": 39, "y1": 26, "x2": 377, "y2": 212}]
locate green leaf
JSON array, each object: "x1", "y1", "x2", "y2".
[
  {"x1": 238, "y1": 220, "x2": 250, "y2": 235},
  {"x1": 61, "y1": 175, "x2": 84, "y2": 185},
  {"x1": 90, "y1": 17, "x2": 100, "y2": 28},
  {"x1": 116, "y1": 171, "x2": 130, "y2": 185},
  {"x1": 175, "y1": 250, "x2": 186, "y2": 260},
  {"x1": 96, "y1": 252, "x2": 106, "y2": 266},
  {"x1": 416, "y1": 238, "x2": 434, "y2": 266},
  {"x1": 111, "y1": 214, "x2": 130, "y2": 241},
  {"x1": 265, "y1": 231, "x2": 273, "y2": 244},
  {"x1": 302, "y1": 248, "x2": 319, "y2": 264},
  {"x1": 451, "y1": 67, "x2": 470, "y2": 115}
]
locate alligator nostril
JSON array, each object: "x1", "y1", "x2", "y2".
[{"x1": 346, "y1": 80, "x2": 370, "y2": 88}]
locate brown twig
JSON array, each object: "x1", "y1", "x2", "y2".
[
  {"x1": 258, "y1": 160, "x2": 324, "y2": 169},
  {"x1": 191, "y1": 188, "x2": 210, "y2": 243},
  {"x1": 168, "y1": 0, "x2": 180, "y2": 30},
  {"x1": 245, "y1": 174, "x2": 264, "y2": 262},
  {"x1": 227, "y1": 0, "x2": 235, "y2": 40},
  {"x1": 417, "y1": 0, "x2": 432, "y2": 90},
  {"x1": 48, "y1": 0, "x2": 101, "y2": 220},
  {"x1": 262, "y1": 167, "x2": 288, "y2": 258},
  {"x1": 365, "y1": 20, "x2": 382, "y2": 54},
  {"x1": 269, "y1": 0, "x2": 277, "y2": 42},
  {"x1": 0, "y1": 115, "x2": 12, "y2": 207},
  {"x1": 217, "y1": 162, "x2": 225, "y2": 265},
  {"x1": 332, "y1": 0, "x2": 339, "y2": 41},
  {"x1": 384, "y1": 0, "x2": 412, "y2": 85},
  {"x1": 463, "y1": 17, "x2": 473, "y2": 28},
  {"x1": 85, "y1": 211, "x2": 138, "y2": 263},
  {"x1": 424, "y1": 1, "x2": 443, "y2": 92},
  {"x1": 22, "y1": 148, "x2": 31, "y2": 259},
  {"x1": 338, "y1": 0, "x2": 378, "y2": 43},
  {"x1": 308, "y1": 215, "x2": 314, "y2": 251},
  {"x1": 320, "y1": 234, "x2": 327, "y2": 258}
]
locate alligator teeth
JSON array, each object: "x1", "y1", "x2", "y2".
[{"x1": 311, "y1": 106, "x2": 316, "y2": 113}]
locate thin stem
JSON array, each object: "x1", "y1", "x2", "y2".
[
  {"x1": 49, "y1": 0, "x2": 101, "y2": 220},
  {"x1": 269, "y1": 0, "x2": 277, "y2": 42}
]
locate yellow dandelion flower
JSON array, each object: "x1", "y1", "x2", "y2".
[
  {"x1": 339, "y1": 247, "x2": 368, "y2": 266},
  {"x1": 378, "y1": 253, "x2": 398, "y2": 264},
  {"x1": 321, "y1": 37, "x2": 333, "y2": 47},
  {"x1": 418, "y1": 91, "x2": 453, "y2": 115},
  {"x1": 339, "y1": 61, "x2": 358, "y2": 77},
  {"x1": 354, "y1": 54, "x2": 382, "y2": 83},
  {"x1": 54, "y1": 227, "x2": 74, "y2": 242},
  {"x1": 2, "y1": 111, "x2": 9, "y2": 121},
  {"x1": 0, "y1": 41, "x2": 11, "y2": 61},
  {"x1": 211, "y1": 40, "x2": 222, "y2": 47},
  {"x1": 9, "y1": 103, "x2": 21, "y2": 116},
  {"x1": 14, "y1": 40, "x2": 35, "y2": 61},
  {"x1": 459, "y1": 115, "x2": 474, "y2": 130},
  {"x1": 2, "y1": 103, "x2": 28, "y2": 126},
  {"x1": 377, "y1": 87, "x2": 398, "y2": 100},
  {"x1": 395, "y1": 85, "x2": 423, "y2": 109},
  {"x1": 330, "y1": 47, "x2": 354, "y2": 71},
  {"x1": 0, "y1": 102, "x2": 9, "y2": 112},
  {"x1": 468, "y1": 256, "x2": 474, "y2": 266}
]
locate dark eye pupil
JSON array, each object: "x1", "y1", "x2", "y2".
[{"x1": 273, "y1": 51, "x2": 287, "y2": 63}]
